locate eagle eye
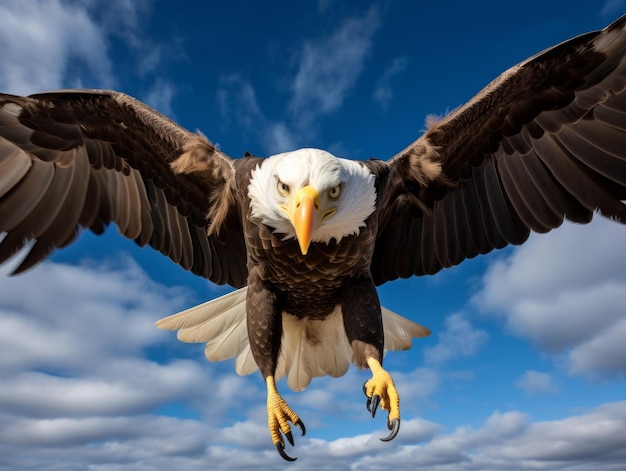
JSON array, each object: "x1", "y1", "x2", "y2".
[
  {"x1": 277, "y1": 180, "x2": 290, "y2": 196},
  {"x1": 328, "y1": 184, "x2": 342, "y2": 201}
]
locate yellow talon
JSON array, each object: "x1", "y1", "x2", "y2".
[
  {"x1": 266, "y1": 375, "x2": 306, "y2": 461},
  {"x1": 363, "y1": 358, "x2": 401, "y2": 441}
]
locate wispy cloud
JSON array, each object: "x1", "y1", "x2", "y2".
[
  {"x1": 423, "y1": 314, "x2": 489, "y2": 365},
  {"x1": 86, "y1": 0, "x2": 151, "y2": 43},
  {"x1": 373, "y1": 57, "x2": 409, "y2": 109},
  {"x1": 317, "y1": 0, "x2": 332, "y2": 15},
  {"x1": 516, "y1": 370, "x2": 560, "y2": 395},
  {"x1": 0, "y1": 257, "x2": 264, "y2": 465},
  {"x1": 0, "y1": 0, "x2": 180, "y2": 113},
  {"x1": 6, "y1": 399, "x2": 624, "y2": 471},
  {"x1": 216, "y1": 7, "x2": 382, "y2": 155},
  {"x1": 358, "y1": 402, "x2": 626, "y2": 470},
  {"x1": 288, "y1": 5, "x2": 381, "y2": 126},
  {"x1": 600, "y1": 0, "x2": 626, "y2": 18},
  {"x1": 2, "y1": 256, "x2": 626, "y2": 470},
  {"x1": 217, "y1": 74, "x2": 264, "y2": 132},
  {"x1": 474, "y1": 219, "x2": 626, "y2": 379},
  {"x1": 0, "y1": 0, "x2": 113, "y2": 94},
  {"x1": 142, "y1": 77, "x2": 177, "y2": 118},
  {"x1": 216, "y1": 74, "x2": 296, "y2": 153},
  {"x1": 0, "y1": 257, "x2": 187, "y2": 373},
  {"x1": 266, "y1": 122, "x2": 297, "y2": 154},
  {"x1": 567, "y1": 318, "x2": 626, "y2": 378},
  {"x1": 218, "y1": 74, "x2": 261, "y2": 119}
]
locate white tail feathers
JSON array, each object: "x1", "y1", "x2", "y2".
[
  {"x1": 156, "y1": 288, "x2": 250, "y2": 366},
  {"x1": 156, "y1": 287, "x2": 430, "y2": 391},
  {"x1": 276, "y1": 306, "x2": 353, "y2": 391},
  {"x1": 382, "y1": 306, "x2": 431, "y2": 350}
]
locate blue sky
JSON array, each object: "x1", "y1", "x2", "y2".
[{"x1": 1, "y1": 0, "x2": 626, "y2": 469}]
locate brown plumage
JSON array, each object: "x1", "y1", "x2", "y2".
[{"x1": 1, "y1": 14, "x2": 625, "y2": 461}]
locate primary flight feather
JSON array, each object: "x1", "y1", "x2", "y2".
[{"x1": 1, "y1": 14, "x2": 625, "y2": 461}]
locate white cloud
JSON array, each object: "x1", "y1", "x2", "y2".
[
  {"x1": 0, "y1": 258, "x2": 186, "y2": 373},
  {"x1": 142, "y1": 77, "x2": 177, "y2": 118},
  {"x1": 486, "y1": 402, "x2": 626, "y2": 465},
  {"x1": 1, "y1": 256, "x2": 625, "y2": 470},
  {"x1": 373, "y1": 57, "x2": 408, "y2": 109},
  {"x1": 0, "y1": 0, "x2": 178, "y2": 111},
  {"x1": 0, "y1": 359, "x2": 207, "y2": 418},
  {"x1": 216, "y1": 8, "x2": 382, "y2": 156},
  {"x1": 317, "y1": 0, "x2": 332, "y2": 15},
  {"x1": 217, "y1": 74, "x2": 297, "y2": 154},
  {"x1": 516, "y1": 370, "x2": 559, "y2": 395},
  {"x1": 601, "y1": 0, "x2": 626, "y2": 18},
  {"x1": 0, "y1": 259, "x2": 229, "y2": 423},
  {"x1": 392, "y1": 367, "x2": 440, "y2": 410},
  {"x1": 0, "y1": 0, "x2": 114, "y2": 94},
  {"x1": 82, "y1": 0, "x2": 151, "y2": 42},
  {"x1": 423, "y1": 314, "x2": 488, "y2": 365},
  {"x1": 0, "y1": 258, "x2": 269, "y2": 466},
  {"x1": 289, "y1": 6, "x2": 381, "y2": 126},
  {"x1": 474, "y1": 219, "x2": 626, "y2": 379},
  {"x1": 267, "y1": 122, "x2": 297, "y2": 154},
  {"x1": 567, "y1": 318, "x2": 626, "y2": 378},
  {"x1": 217, "y1": 74, "x2": 263, "y2": 130},
  {"x1": 353, "y1": 402, "x2": 626, "y2": 471}
]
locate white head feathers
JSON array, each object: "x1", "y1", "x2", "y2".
[{"x1": 248, "y1": 148, "x2": 377, "y2": 245}]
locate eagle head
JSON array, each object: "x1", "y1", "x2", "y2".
[{"x1": 248, "y1": 148, "x2": 377, "y2": 254}]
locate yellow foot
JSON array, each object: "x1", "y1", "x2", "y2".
[
  {"x1": 266, "y1": 375, "x2": 306, "y2": 461},
  {"x1": 362, "y1": 358, "x2": 400, "y2": 442}
]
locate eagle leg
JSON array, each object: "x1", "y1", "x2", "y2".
[
  {"x1": 266, "y1": 375, "x2": 306, "y2": 461},
  {"x1": 363, "y1": 357, "x2": 401, "y2": 441},
  {"x1": 245, "y1": 274, "x2": 306, "y2": 460}
]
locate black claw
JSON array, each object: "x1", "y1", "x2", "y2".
[
  {"x1": 295, "y1": 419, "x2": 306, "y2": 436},
  {"x1": 285, "y1": 431, "x2": 294, "y2": 447},
  {"x1": 380, "y1": 418, "x2": 400, "y2": 442},
  {"x1": 364, "y1": 382, "x2": 373, "y2": 413},
  {"x1": 366, "y1": 396, "x2": 372, "y2": 412},
  {"x1": 370, "y1": 394, "x2": 380, "y2": 418},
  {"x1": 275, "y1": 443, "x2": 297, "y2": 462}
]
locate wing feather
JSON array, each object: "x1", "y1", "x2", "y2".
[
  {"x1": 488, "y1": 157, "x2": 530, "y2": 245},
  {"x1": 166, "y1": 194, "x2": 182, "y2": 263},
  {"x1": 373, "y1": 15, "x2": 626, "y2": 283},
  {"x1": 497, "y1": 152, "x2": 553, "y2": 233},
  {"x1": 445, "y1": 182, "x2": 470, "y2": 266},
  {"x1": 418, "y1": 209, "x2": 438, "y2": 275},
  {"x1": 433, "y1": 195, "x2": 453, "y2": 267},
  {"x1": 0, "y1": 142, "x2": 31, "y2": 198},
  {"x1": 0, "y1": 158, "x2": 53, "y2": 230},
  {"x1": 0, "y1": 160, "x2": 74, "y2": 265},
  {"x1": 0, "y1": 90, "x2": 248, "y2": 286},
  {"x1": 537, "y1": 132, "x2": 626, "y2": 219},
  {"x1": 14, "y1": 148, "x2": 90, "y2": 273},
  {"x1": 518, "y1": 149, "x2": 591, "y2": 225},
  {"x1": 457, "y1": 177, "x2": 489, "y2": 256},
  {"x1": 559, "y1": 120, "x2": 626, "y2": 181}
]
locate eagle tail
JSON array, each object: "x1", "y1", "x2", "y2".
[
  {"x1": 276, "y1": 307, "x2": 353, "y2": 392},
  {"x1": 156, "y1": 289, "x2": 430, "y2": 391},
  {"x1": 381, "y1": 306, "x2": 431, "y2": 350},
  {"x1": 155, "y1": 287, "x2": 255, "y2": 375}
]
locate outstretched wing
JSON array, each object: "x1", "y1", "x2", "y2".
[
  {"x1": 0, "y1": 89, "x2": 248, "y2": 287},
  {"x1": 372, "y1": 15, "x2": 626, "y2": 284}
]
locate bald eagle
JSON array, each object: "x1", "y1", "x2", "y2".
[{"x1": 1, "y1": 15, "x2": 625, "y2": 461}]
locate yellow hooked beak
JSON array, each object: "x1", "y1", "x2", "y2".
[{"x1": 292, "y1": 186, "x2": 319, "y2": 255}]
